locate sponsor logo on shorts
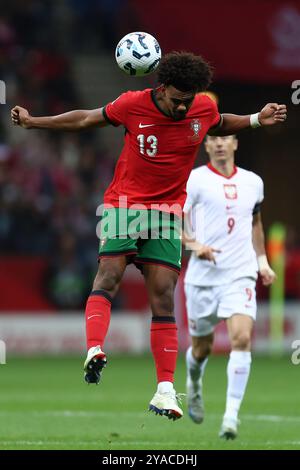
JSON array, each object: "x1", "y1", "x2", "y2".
[{"x1": 189, "y1": 319, "x2": 197, "y2": 330}]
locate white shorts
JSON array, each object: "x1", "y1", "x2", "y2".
[{"x1": 184, "y1": 277, "x2": 257, "y2": 337}]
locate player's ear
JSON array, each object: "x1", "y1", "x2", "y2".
[{"x1": 160, "y1": 85, "x2": 166, "y2": 96}]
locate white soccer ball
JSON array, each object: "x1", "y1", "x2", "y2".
[{"x1": 115, "y1": 32, "x2": 161, "y2": 76}]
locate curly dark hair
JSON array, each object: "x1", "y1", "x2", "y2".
[{"x1": 157, "y1": 51, "x2": 213, "y2": 92}]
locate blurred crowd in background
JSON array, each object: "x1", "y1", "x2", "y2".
[
  {"x1": 0, "y1": 0, "x2": 300, "y2": 310},
  {"x1": 0, "y1": 1, "x2": 124, "y2": 308}
]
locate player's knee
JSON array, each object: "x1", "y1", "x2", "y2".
[
  {"x1": 231, "y1": 331, "x2": 251, "y2": 350},
  {"x1": 151, "y1": 281, "x2": 175, "y2": 315},
  {"x1": 152, "y1": 294, "x2": 174, "y2": 315},
  {"x1": 93, "y1": 268, "x2": 123, "y2": 297},
  {"x1": 192, "y1": 341, "x2": 212, "y2": 360}
]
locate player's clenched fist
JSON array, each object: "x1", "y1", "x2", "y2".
[
  {"x1": 11, "y1": 106, "x2": 31, "y2": 128},
  {"x1": 259, "y1": 267, "x2": 276, "y2": 286},
  {"x1": 257, "y1": 254, "x2": 277, "y2": 286},
  {"x1": 258, "y1": 103, "x2": 287, "y2": 126}
]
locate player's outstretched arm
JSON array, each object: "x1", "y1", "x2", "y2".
[
  {"x1": 252, "y1": 212, "x2": 276, "y2": 286},
  {"x1": 209, "y1": 103, "x2": 287, "y2": 136},
  {"x1": 11, "y1": 106, "x2": 109, "y2": 131}
]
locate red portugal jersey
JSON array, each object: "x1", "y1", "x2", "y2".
[{"x1": 103, "y1": 89, "x2": 220, "y2": 215}]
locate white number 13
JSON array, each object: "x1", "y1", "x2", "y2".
[{"x1": 137, "y1": 134, "x2": 158, "y2": 157}]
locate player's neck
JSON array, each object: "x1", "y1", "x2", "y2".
[{"x1": 209, "y1": 159, "x2": 235, "y2": 177}]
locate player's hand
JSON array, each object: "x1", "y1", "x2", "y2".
[
  {"x1": 258, "y1": 103, "x2": 287, "y2": 126},
  {"x1": 194, "y1": 243, "x2": 221, "y2": 265},
  {"x1": 11, "y1": 106, "x2": 32, "y2": 128},
  {"x1": 259, "y1": 267, "x2": 277, "y2": 286}
]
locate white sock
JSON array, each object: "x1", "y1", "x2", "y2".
[
  {"x1": 157, "y1": 381, "x2": 174, "y2": 394},
  {"x1": 186, "y1": 346, "x2": 208, "y2": 391},
  {"x1": 224, "y1": 350, "x2": 252, "y2": 421}
]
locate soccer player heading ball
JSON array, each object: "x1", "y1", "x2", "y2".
[{"x1": 11, "y1": 51, "x2": 287, "y2": 421}]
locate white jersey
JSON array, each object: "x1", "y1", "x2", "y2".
[{"x1": 184, "y1": 164, "x2": 264, "y2": 286}]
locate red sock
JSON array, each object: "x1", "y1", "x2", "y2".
[
  {"x1": 85, "y1": 290, "x2": 112, "y2": 350},
  {"x1": 150, "y1": 317, "x2": 178, "y2": 383}
]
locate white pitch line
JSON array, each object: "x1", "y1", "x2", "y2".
[
  {"x1": 264, "y1": 441, "x2": 300, "y2": 447},
  {"x1": 0, "y1": 440, "x2": 195, "y2": 447},
  {"x1": 0, "y1": 410, "x2": 300, "y2": 423},
  {"x1": 243, "y1": 414, "x2": 300, "y2": 423},
  {"x1": 0, "y1": 410, "x2": 145, "y2": 418},
  {"x1": 32, "y1": 410, "x2": 146, "y2": 418},
  {"x1": 1, "y1": 440, "x2": 300, "y2": 448},
  {"x1": 0, "y1": 440, "x2": 105, "y2": 446}
]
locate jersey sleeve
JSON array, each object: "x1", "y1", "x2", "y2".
[
  {"x1": 252, "y1": 177, "x2": 264, "y2": 214},
  {"x1": 183, "y1": 173, "x2": 199, "y2": 213},
  {"x1": 257, "y1": 176, "x2": 264, "y2": 204},
  {"x1": 208, "y1": 96, "x2": 222, "y2": 128},
  {"x1": 103, "y1": 91, "x2": 134, "y2": 127}
]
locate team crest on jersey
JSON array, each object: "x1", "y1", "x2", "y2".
[
  {"x1": 189, "y1": 119, "x2": 201, "y2": 141},
  {"x1": 223, "y1": 184, "x2": 238, "y2": 199}
]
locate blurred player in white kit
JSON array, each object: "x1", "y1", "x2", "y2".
[{"x1": 183, "y1": 134, "x2": 276, "y2": 439}]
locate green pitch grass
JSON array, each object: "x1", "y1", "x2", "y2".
[{"x1": 0, "y1": 354, "x2": 299, "y2": 450}]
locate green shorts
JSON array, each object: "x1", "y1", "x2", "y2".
[{"x1": 98, "y1": 208, "x2": 182, "y2": 273}]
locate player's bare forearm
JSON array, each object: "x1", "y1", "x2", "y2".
[
  {"x1": 252, "y1": 212, "x2": 266, "y2": 257},
  {"x1": 182, "y1": 229, "x2": 196, "y2": 250},
  {"x1": 11, "y1": 106, "x2": 108, "y2": 131},
  {"x1": 210, "y1": 114, "x2": 251, "y2": 136},
  {"x1": 209, "y1": 103, "x2": 287, "y2": 136},
  {"x1": 182, "y1": 212, "x2": 202, "y2": 251},
  {"x1": 252, "y1": 211, "x2": 276, "y2": 284},
  {"x1": 182, "y1": 212, "x2": 194, "y2": 246},
  {"x1": 28, "y1": 111, "x2": 95, "y2": 131}
]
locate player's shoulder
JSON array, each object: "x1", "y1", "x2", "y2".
[
  {"x1": 118, "y1": 88, "x2": 151, "y2": 102},
  {"x1": 189, "y1": 165, "x2": 208, "y2": 178},
  {"x1": 193, "y1": 93, "x2": 218, "y2": 111},
  {"x1": 108, "y1": 89, "x2": 151, "y2": 109},
  {"x1": 237, "y1": 167, "x2": 263, "y2": 185},
  {"x1": 187, "y1": 165, "x2": 208, "y2": 186}
]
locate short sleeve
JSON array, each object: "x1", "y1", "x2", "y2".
[
  {"x1": 183, "y1": 173, "x2": 199, "y2": 213},
  {"x1": 103, "y1": 91, "x2": 134, "y2": 127},
  {"x1": 257, "y1": 176, "x2": 264, "y2": 204},
  {"x1": 208, "y1": 96, "x2": 222, "y2": 128}
]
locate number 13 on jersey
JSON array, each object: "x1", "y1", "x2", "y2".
[{"x1": 137, "y1": 134, "x2": 158, "y2": 157}]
